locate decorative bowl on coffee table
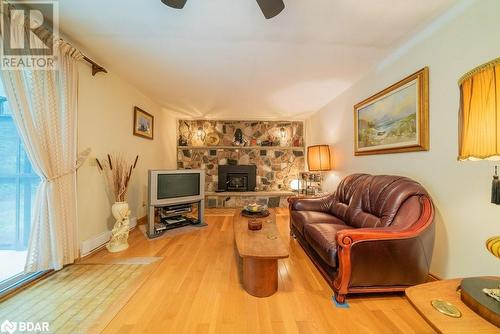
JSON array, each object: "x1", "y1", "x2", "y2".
[{"x1": 242, "y1": 203, "x2": 270, "y2": 218}]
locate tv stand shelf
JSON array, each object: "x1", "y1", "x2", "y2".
[
  {"x1": 156, "y1": 215, "x2": 202, "y2": 236},
  {"x1": 147, "y1": 199, "x2": 204, "y2": 238}
]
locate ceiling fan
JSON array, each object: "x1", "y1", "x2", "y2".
[{"x1": 160, "y1": 0, "x2": 285, "y2": 19}]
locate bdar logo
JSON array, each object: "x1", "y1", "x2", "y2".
[{"x1": 0, "y1": 320, "x2": 17, "y2": 334}]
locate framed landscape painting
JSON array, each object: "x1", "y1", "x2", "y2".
[
  {"x1": 354, "y1": 67, "x2": 429, "y2": 155},
  {"x1": 133, "y1": 106, "x2": 154, "y2": 140}
]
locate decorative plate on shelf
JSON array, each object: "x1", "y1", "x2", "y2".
[{"x1": 205, "y1": 132, "x2": 220, "y2": 146}]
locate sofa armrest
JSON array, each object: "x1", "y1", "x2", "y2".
[
  {"x1": 335, "y1": 196, "x2": 434, "y2": 246},
  {"x1": 288, "y1": 193, "x2": 335, "y2": 212},
  {"x1": 332, "y1": 196, "x2": 434, "y2": 302}
]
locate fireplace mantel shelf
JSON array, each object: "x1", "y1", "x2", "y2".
[
  {"x1": 206, "y1": 190, "x2": 296, "y2": 197},
  {"x1": 178, "y1": 146, "x2": 304, "y2": 150}
]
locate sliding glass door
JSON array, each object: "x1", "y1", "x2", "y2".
[{"x1": 0, "y1": 83, "x2": 40, "y2": 286}]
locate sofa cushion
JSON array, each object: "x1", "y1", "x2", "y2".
[
  {"x1": 346, "y1": 175, "x2": 429, "y2": 228},
  {"x1": 291, "y1": 210, "x2": 344, "y2": 236},
  {"x1": 329, "y1": 173, "x2": 370, "y2": 219},
  {"x1": 303, "y1": 223, "x2": 354, "y2": 268}
]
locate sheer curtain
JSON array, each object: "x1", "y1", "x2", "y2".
[{"x1": 0, "y1": 11, "x2": 83, "y2": 271}]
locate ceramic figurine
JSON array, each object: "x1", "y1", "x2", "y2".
[{"x1": 483, "y1": 287, "x2": 500, "y2": 302}]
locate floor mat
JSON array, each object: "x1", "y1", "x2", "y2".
[{"x1": 0, "y1": 261, "x2": 156, "y2": 333}]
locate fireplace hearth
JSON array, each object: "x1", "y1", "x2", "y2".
[{"x1": 218, "y1": 165, "x2": 256, "y2": 192}]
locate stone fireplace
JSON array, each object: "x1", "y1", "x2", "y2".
[
  {"x1": 217, "y1": 165, "x2": 257, "y2": 192},
  {"x1": 177, "y1": 120, "x2": 305, "y2": 207}
]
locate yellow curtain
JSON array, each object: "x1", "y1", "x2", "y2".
[{"x1": 458, "y1": 57, "x2": 500, "y2": 161}]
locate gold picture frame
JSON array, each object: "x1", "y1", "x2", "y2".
[
  {"x1": 354, "y1": 67, "x2": 429, "y2": 155},
  {"x1": 133, "y1": 106, "x2": 154, "y2": 140}
]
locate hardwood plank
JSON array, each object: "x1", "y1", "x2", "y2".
[{"x1": 76, "y1": 211, "x2": 436, "y2": 334}]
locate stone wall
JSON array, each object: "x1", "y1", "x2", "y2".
[
  {"x1": 178, "y1": 120, "x2": 304, "y2": 147},
  {"x1": 205, "y1": 193, "x2": 292, "y2": 209},
  {"x1": 177, "y1": 120, "x2": 305, "y2": 192}
]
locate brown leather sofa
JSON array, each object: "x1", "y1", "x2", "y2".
[{"x1": 289, "y1": 173, "x2": 435, "y2": 303}]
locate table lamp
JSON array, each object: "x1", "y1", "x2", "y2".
[
  {"x1": 307, "y1": 145, "x2": 331, "y2": 171},
  {"x1": 458, "y1": 57, "x2": 500, "y2": 325},
  {"x1": 304, "y1": 145, "x2": 331, "y2": 196}
]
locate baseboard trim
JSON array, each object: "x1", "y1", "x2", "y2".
[
  {"x1": 428, "y1": 272, "x2": 441, "y2": 281},
  {"x1": 80, "y1": 230, "x2": 111, "y2": 257},
  {"x1": 137, "y1": 215, "x2": 147, "y2": 225},
  {"x1": 80, "y1": 217, "x2": 137, "y2": 258}
]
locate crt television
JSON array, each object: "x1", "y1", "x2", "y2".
[{"x1": 148, "y1": 169, "x2": 204, "y2": 206}]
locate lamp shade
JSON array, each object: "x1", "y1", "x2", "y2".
[
  {"x1": 458, "y1": 57, "x2": 500, "y2": 161},
  {"x1": 307, "y1": 145, "x2": 331, "y2": 171}
]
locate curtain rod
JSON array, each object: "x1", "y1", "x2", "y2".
[
  {"x1": 5, "y1": 3, "x2": 107, "y2": 76},
  {"x1": 82, "y1": 56, "x2": 107, "y2": 76}
]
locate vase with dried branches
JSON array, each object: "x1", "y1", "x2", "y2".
[{"x1": 96, "y1": 154, "x2": 139, "y2": 253}]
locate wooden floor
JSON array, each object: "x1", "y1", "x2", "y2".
[{"x1": 84, "y1": 209, "x2": 435, "y2": 334}]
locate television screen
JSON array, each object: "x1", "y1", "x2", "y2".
[{"x1": 157, "y1": 173, "x2": 200, "y2": 199}]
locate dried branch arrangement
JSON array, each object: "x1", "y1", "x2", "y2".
[{"x1": 96, "y1": 154, "x2": 139, "y2": 202}]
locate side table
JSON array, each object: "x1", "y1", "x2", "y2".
[{"x1": 405, "y1": 278, "x2": 499, "y2": 333}]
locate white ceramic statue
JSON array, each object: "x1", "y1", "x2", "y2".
[{"x1": 107, "y1": 201, "x2": 131, "y2": 253}]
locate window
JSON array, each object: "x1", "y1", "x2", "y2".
[{"x1": 0, "y1": 85, "x2": 40, "y2": 284}]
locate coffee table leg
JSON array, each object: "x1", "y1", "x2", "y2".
[{"x1": 242, "y1": 257, "x2": 278, "y2": 297}]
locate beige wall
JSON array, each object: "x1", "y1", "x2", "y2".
[
  {"x1": 306, "y1": 0, "x2": 500, "y2": 278},
  {"x1": 77, "y1": 64, "x2": 177, "y2": 244}
]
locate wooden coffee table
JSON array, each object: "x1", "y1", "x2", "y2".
[{"x1": 233, "y1": 211, "x2": 289, "y2": 297}]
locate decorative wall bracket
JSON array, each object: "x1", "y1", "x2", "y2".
[{"x1": 83, "y1": 56, "x2": 108, "y2": 76}]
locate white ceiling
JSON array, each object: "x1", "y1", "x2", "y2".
[{"x1": 58, "y1": 0, "x2": 457, "y2": 119}]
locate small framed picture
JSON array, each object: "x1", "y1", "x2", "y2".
[{"x1": 133, "y1": 106, "x2": 154, "y2": 140}]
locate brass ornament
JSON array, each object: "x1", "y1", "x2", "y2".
[
  {"x1": 486, "y1": 236, "x2": 500, "y2": 258},
  {"x1": 431, "y1": 299, "x2": 462, "y2": 318}
]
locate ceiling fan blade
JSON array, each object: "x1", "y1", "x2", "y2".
[
  {"x1": 161, "y1": 0, "x2": 187, "y2": 9},
  {"x1": 256, "y1": 0, "x2": 285, "y2": 19}
]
